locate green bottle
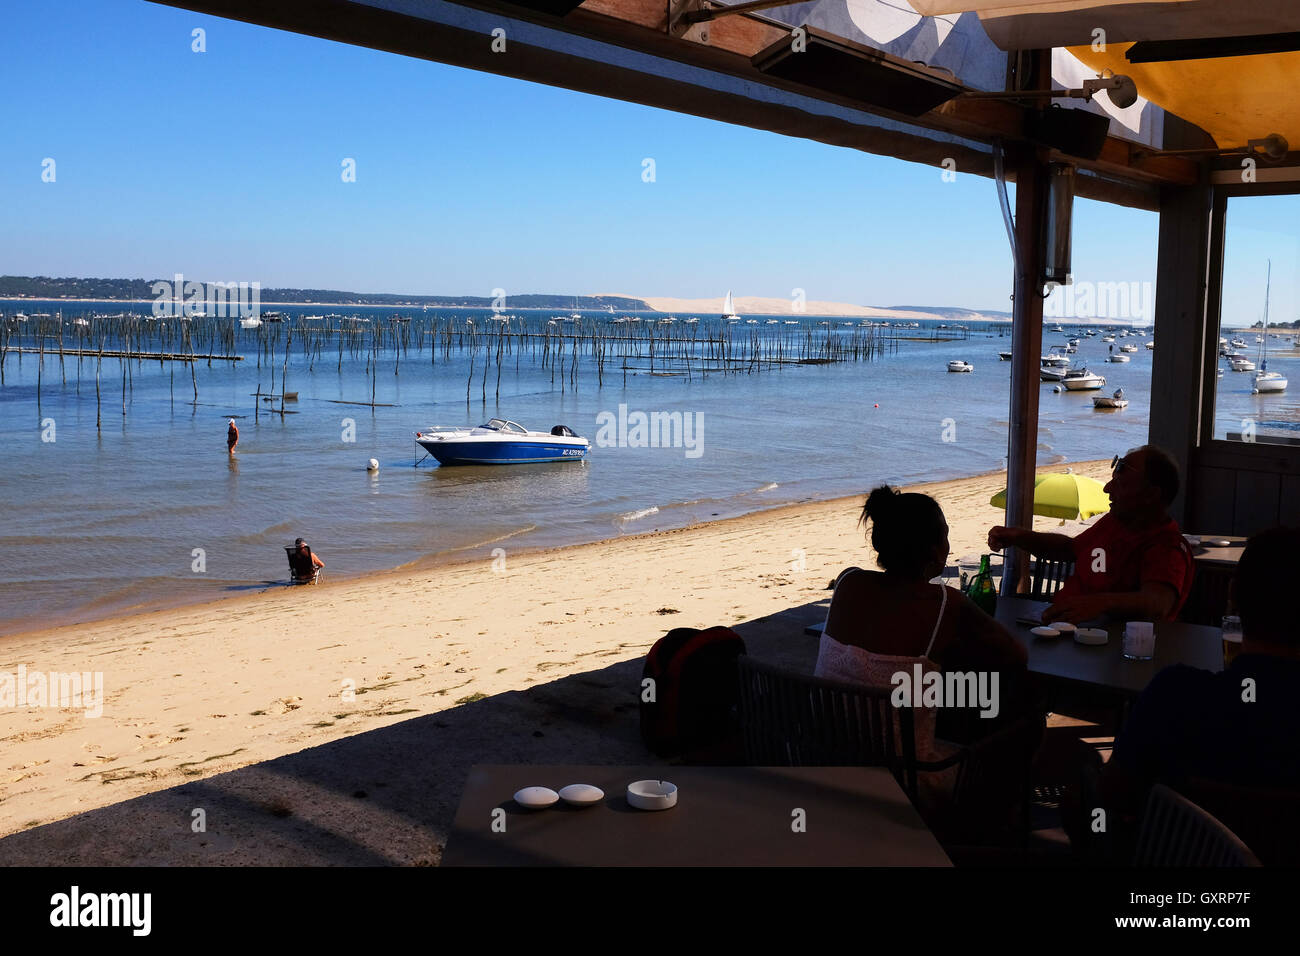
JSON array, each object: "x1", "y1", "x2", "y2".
[{"x1": 967, "y1": 553, "x2": 998, "y2": 616}]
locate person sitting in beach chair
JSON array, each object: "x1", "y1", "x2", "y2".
[
  {"x1": 286, "y1": 538, "x2": 324, "y2": 584},
  {"x1": 987, "y1": 445, "x2": 1193, "y2": 623}
]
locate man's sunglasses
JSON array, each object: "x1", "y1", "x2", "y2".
[{"x1": 1111, "y1": 454, "x2": 1130, "y2": 473}]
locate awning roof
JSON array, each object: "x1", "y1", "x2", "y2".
[
  {"x1": 904, "y1": 0, "x2": 1300, "y2": 148},
  {"x1": 1069, "y1": 42, "x2": 1300, "y2": 149}
]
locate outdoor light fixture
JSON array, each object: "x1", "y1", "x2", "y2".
[
  {"x1": 1135, "y1": 133, "x2": 1290, "y2": 162},
  {"x1": 963, "y1": 72, "x2": 1139, "y2": 110},
  {"x1": 1042, "y1": 163, "x2": 1075, "y2": 287}
]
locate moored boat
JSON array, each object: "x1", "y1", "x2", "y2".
[
  {"x1": 947, "y1": 360, "x2": 974, "y2": 373},
  {"x1": 1094, "y1": 387, "x2": 1128, "y2": 409},
  {"x1": 415, "y1": 418, "x2": 589, "y2": 465},
  {"x1": 1062, "y1": 368, "x2": 1106, "y2": 390}
]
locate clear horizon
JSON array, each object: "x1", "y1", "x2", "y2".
[{"x1": 1, "y1": 1, "x2": 1293, "y2": 324}]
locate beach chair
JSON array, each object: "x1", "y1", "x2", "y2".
[
  {"x1": 285, "y1": 547, "x2": 321, "y2": 585},
  {"x1": 1133, "y1": 784, "x2": 1260, "y2": 866},
  {"x1": 735, "y1": 656, "x2": 1037, "y2": 842}
]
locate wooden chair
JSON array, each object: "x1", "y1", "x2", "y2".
[
  {"x1": 1133, "y1": 784, "x2": 1261, "y2": 866},
  {"x1": 735, "y1": 655, "x2": 1037, "y2": 842},
  {"x1": 1028, "y1": 559, "x2": 1074, "y2": 599}
]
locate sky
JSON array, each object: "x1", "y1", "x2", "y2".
[{"x1": 0, "y1": 0, "x2": 1285, "y2": 315}]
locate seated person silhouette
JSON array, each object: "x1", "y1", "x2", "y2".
[
  {"x1": 988, "y1": 445, "x2": 1194, "y2": 623},
  {"x1": 286, "y1": 538, "x2": 324, "y2": 584}
]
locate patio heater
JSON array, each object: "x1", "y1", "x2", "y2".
[{"x1": 1043, "y1": 163, "x2": 1075, "y2": 287}]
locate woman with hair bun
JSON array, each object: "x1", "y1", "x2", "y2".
[{"x1": 817, "y1": 485, "x2": 1037, "y2": 815}]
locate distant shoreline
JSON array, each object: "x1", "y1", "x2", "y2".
[{"x1": 0, "y1": 297, "x2": 1171, "y2": 326}]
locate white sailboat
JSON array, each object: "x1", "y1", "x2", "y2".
[
  {"x1": 721, "y1": 290, "x2": 741, "y2": 323},
  {"x1": 1254, "y1": 260, "x2": 1287, "y2": 393}
]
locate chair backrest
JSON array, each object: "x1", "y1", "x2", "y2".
[
  {"x1": 1133, "y1": 784, "x2": 1261, "y2": 867},
  {"x1": 735, "y1": 655, "x2": 921, "y2": 798},
  {"x1": 1029, "y1": 558, "x2": 1074, "y2": 599},
  {"x1": 285, "y1": 546, "x2": 314, "y2": 581}
]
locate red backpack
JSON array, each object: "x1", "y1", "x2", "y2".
[{"x1": 639, "y1": 626, "x2": 746, "y2": 759}]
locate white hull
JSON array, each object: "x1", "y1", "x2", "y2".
[
  {"x1": 1254, "y1": 373, "x2": 1287, "y2": 393},
  {"x1": 947, "y1": 361, "x2": 974, "y2": 373},
  {"x1": 1093, "y1": 397, "x2": 1129, "y2": 409},
  {"x1": 1063, "y1": 375, "x2": 1106, "y2": 391}
]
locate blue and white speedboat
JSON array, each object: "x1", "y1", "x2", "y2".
[{"x1": 416, "y1": 418, "x2": 590, "y2": 465}]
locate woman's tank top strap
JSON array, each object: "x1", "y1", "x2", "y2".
[{"x1": 924, "y1": 583, "x2": 948, "y2": 659}]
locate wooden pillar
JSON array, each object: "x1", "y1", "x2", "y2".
[
  {"x1": 1148, "y1": 176, "x2": 1215, "y2": 526},
  {"x1": 1002, "y1": 143, "x2": 1050, "y2": 594}
]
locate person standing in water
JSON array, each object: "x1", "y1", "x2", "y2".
[{"x1": 227, "y1": 419, "x2": 239, "y2": 454}]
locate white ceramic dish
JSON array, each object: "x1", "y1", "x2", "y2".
[
  {"x1": 558, "y1": 784, "x2": 604, "y2": 807},
  {"x1": 1184, "y1": 535, "x2": 1201, "y2": 547},
  {"x1": 1074, "y1": 628, "x2": 1109, "y2": 645},
  {"x1": 1048, "y1": 621, "x2": 1077, "y2": 634},
  {"x1": 514, "y1": 786, "x2": 559, "y2": 809},
  {"x1": 627, "y1": 779, "x2": 678, "y2": 811},
  {"x1": 1030, "y1": 626, "x2": 1060, "y2": 638}
]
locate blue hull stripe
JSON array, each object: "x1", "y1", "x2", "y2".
[{"x1": 419, "y1": 440, "x2": 588, "y2": 465}]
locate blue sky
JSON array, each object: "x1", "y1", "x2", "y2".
[{"x1": 0, "y1": 0, "x2": 1269, "y2": 313}]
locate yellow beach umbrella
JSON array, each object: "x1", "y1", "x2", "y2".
[{"x1": 990, "y1": 473, "x2": 1110, "y2": 521}]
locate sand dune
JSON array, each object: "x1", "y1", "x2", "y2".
[{"x1": 604, "y1": 294, "x2": 945, "y2": 319}]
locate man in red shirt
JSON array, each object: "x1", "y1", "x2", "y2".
[{"x1": 988, "y1": 445, "x2": 1193, "y2": 623}]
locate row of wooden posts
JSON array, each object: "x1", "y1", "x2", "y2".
[{"x1": 0, "y1": 312, "x2": 955, "y2": 428}]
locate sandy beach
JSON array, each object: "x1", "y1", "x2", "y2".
[{"x1": 0, "y1": 459, "x2": 1111, "y2": 839}]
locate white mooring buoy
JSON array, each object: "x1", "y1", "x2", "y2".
[{"x1": 367, "y1": 458, "x2": 379, "y2": 472}]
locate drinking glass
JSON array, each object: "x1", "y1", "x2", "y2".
[
  {"x1": 1221, "y1": 615, "x2": 1244, "y2": 667},
  {"x1": 958, "y1": 555, "x2": 981, "y2": 592},
  {"x1": 1122, "y1": 621, "x2": 1156, "y2": 661}
]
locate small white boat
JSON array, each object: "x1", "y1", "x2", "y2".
[
  {"x1": 1040, "y1": 366, "x2": 1067, "y2": 382},
  {"x1": 1252, "y1": 262, "x2": 1286, "y2": 393},
  {"x1": 1230, "y1": 356, "x2": 1256, "y2": 372},
  {"x1": 1255, "y1": 371, "x2": 1287, "y2": 393},
  {"x1": 1107, "y1": 353, "x2": 1131, "y2": 363},
  {"x1": 1119, "y1": 343, "x2": 1138, "y2": 353},
  {"x1": 1101, "y1": 334, "x2": 1115, "y2": 343},
  {"x1": 721, "y1": 290, "x2": 741, "y2": 323},
  {"x1": 1231, "y1": 338, "x2": 1248, "y2": 348},
  {"x1": 947, "y1": 360, "x2": 974, "y2": 373},
  {"x1": 998, "y1": 351, "x2": 1012, "y2": 361},
  {"x1": 1062, "y1": 369, "x2": 1106, "y2": 390},
  {"x1": 1146, "y1": 341, "x2": 1154, "y2": 350},
  {"x1": 240, "y1": 317, "x2": 262, "y2": 329},
  {"x1": 1041, "y1": 354, "x2": 1069, "y2": 367},
  {"x1": 1094, "y1": 388, "x2": 1128, "y2": 409}
]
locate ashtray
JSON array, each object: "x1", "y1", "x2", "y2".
[{"x1": 627, "y1": 779, "x2": 677, "y2": 811}]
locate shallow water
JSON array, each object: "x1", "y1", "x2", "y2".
[{"x1": 2, "y1": 301, "x2": 1268, "y2": 635}]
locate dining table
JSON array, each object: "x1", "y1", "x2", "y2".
[
  {"x1": 995, "y1": 596, "x2": 1223, "y2": 698},
  {"x1": 441, "y1": 764, "x2": 952, "y2": 866}
]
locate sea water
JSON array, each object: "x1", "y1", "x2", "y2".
[{"x1": 0, "y1": 301, "x2": 1276, "y2": 634}]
